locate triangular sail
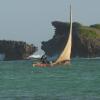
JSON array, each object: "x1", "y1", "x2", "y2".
[{"x1": 53, "y1": 5, "x2": 72, "y2": 64}]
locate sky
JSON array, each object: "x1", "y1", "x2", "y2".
[{"x1": 0, "y1": 0, "x2": 100, "y2": 54}]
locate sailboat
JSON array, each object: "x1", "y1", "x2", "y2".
[{"x1": 33, "y1": 4, "x2": 72, "y2": 67}]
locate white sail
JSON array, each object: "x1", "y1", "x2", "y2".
[{"x1": 53, "y1": 4, "x2": 72, "y2": 64}]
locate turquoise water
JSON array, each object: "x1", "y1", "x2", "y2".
[{"x1": 0, "y1": 59, "x2": 100, "y2": 100}]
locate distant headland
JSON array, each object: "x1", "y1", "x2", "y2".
[
  {"x1": 0, "y1": 21, "x2": 100, "y2": 61},
  {"x1": 41, "y1": 21, "x2": 100, "y2": 58},
  {"x1": 0, "y1": 40, "x2": 37, "y2": 61}
]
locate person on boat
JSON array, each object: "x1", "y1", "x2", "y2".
[{"x1": 40, "y1": 54, "x2": 50, "y2": 64}]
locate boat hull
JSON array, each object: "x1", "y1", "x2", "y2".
[
  {"x1": 33, "y1": 60, "x2": 70, "y2": 67},
  {"x1": 33, "y1": 63, "x2": 50, "y2": 67}
]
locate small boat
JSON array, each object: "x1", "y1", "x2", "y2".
[{"x1": 33, "y1": 4, "x2": 72, "y2": 67}]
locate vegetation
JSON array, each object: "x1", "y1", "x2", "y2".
[
  {"x1": 90, "y1": 24, "x2": 100, "y2": 29},
  {"x1": 79, "y1": 27, "x2": 97, "y2": 39}
]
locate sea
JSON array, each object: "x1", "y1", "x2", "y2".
[{"x1": 0, "y1": 58, "x2": 100, "y2": 100}]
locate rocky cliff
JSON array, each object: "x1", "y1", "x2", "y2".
[
  {"x1": 0, "y1": 40, "x2": 37, "y2": 60},
  {"x1": 41, "y1": 21, "x2": 100, "y2": 58}
]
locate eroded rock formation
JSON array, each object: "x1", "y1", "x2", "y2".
[
  {"x1": 0, "y1": 40, "x2": 37, "y2": 60},
  {"x1": 41, "y1": 21, "x2": 100, "y2": 58}
]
